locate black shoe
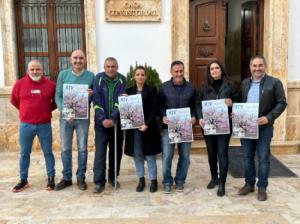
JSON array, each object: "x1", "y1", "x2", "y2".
[
  {"x1": 207, "y1": 177, "x2": 219, "y2": 189},
  {"x1": 257, "y1": 188, "x2": 267, "y2": 201},
  {"x1": 93, "y1": 184, "x2": 105, "y2": 194},
  {"x1": 54, "y1": 179, "x2": 72, "y2": 191},
  {"x1": 238, "y1": 183, "x2": 255, "y2": 195},
  {"x1": 136, "y1": 177, "x2": 145, "y2": 192},
  {"x1": 46, "y1": 176, "x2": 55, "y2": 191},
  {"x1": 150, "y1": 179, "x2": 158, "y2": 193},
  {"x1": 217, "y1": 183, "x2": 225, "y2": 197},
  {"x1": 163, "y1": 185, "x2": 172, "y2": 194},
  {"x1": 176, "y1": 184, "x2": 184, "y2": 192},
  {"x1": 77, "y1": 178, "x2": 87, "y2": 191},
  {"x1": 12, "y1": 179, "x2": 29, "y2": 193},
  {"x1": 108, "y1": 178, "x2": 120, "y2": 189}
]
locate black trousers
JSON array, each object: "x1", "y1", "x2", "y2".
[
  {"x1": 204, "y1": 134, "x2": 231, "y2": 183},
  {"x1": 93, "y1": 124, "x2": 123, "y2": 185}
]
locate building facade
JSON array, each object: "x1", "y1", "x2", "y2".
[{"x1": 0, "y1": 0, "x2": 299, "y2": 152}]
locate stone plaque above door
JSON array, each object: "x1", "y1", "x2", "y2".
[{"x1": 105, "y1": 0, "x2": 161, "y2": 22}]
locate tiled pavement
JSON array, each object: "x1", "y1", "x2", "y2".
[{"x1": 1, "y1": 151, "x2": 300, "y2": 224}]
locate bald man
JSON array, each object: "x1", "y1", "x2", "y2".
[
  {"x1": 10, "y1": 60, "x2": 56, "y2": 192},
  {"x1": 55, "y1": 49, "x2": 95, "y2": 191}
]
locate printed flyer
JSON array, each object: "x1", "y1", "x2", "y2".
[
  {"x1": 62, "y1": 84, "x2": 89, "y2": 119},
  {"x1": 202, "y1": 99, "x2": 230, "y2": 135},
  {"x1": 166, "y1": 107, "x2": 193, "y2": 144},
  {"x1": 119, "y1": 94, "x2": 145, "y2": 130},
  {"x1": 232, "y1": 103, "x2": 259, "y2": 139}
]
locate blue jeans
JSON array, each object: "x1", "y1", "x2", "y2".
[
  {"x1": 59, "y1": 117, "x2": 90, "y2": 180},
  {"x1": 19, "y1": 122, "x2": 55, "y2": 180},
  {"x1": 241, "y1": 125, "x2": 273, "y2": 189},
  {"x1": 133, "y1": 130, "x2": 157, "y2": 180},
  {"x1": 161, "y1": 129, "x2": 191, "y2": 186}
]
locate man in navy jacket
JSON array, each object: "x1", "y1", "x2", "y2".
[
  {"x1": 159, "y1": 60, "x2": 197, "y2": 193},
  {"x1": 93, "y1": 57, "x2": 126, "y2": 193}
]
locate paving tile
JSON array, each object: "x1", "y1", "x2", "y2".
[{"x1": 1, "y1": 152, "x2": 300, "y2": 223}]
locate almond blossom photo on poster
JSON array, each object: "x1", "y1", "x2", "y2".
[
  {"x1": 202, "y1": 99, "x2": 230, "y2": 135},
  {"x1": 62, "y1": 84, "x2": 89, "y2": 119},
  {"x1": 232, "y1": 103, "x2": 259, "y2": 139},
  {"x1": 119, "y1": 94, "x2": 145, "y2": 130},
  {"x1": 166, "y1": 108, "x2": 193, "y2": 144}
]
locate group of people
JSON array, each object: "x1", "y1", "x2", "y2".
[{"x1": 10, "y1": 49, "x2": 287, "y2": 202}]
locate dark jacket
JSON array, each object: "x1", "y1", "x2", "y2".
[
  {"x1": 159, "y1": 78, "x2": 197, "y2": 128},
  {"x1": 93, "y1": 72, "x2": 126, "y2": 128},
  {"x1": 124, "y1": 84, "x2": 161, "y2": 156},
  {"x1": 241, "y1": 74, "x2": 287, "y2": 125},
  {"x1": 196, "y1": 80, "x2": 239, "y2": 119}
]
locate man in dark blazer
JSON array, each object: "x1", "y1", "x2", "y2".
[{"x1": 238, "y1": 55, "x2": 287, "y2": 201}]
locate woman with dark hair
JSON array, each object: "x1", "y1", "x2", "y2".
[
  {"x1": 196, "y1": 60, "x2": 239, "y2": 196},
  {"x1": 124, "y1": 66, "x2": 161, "y2": 192}
]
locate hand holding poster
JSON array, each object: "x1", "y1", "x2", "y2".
[
  {"x1": 202, "y1": 99, "x2": 230, "y2": 135},
  {"x1": 119, "y1": 94, "x2": 145, "y2": 130},
  {"x1": 62, "y1": 84, "x2": 89, "y2": 119},
  {"x1": 232, "y1": 103, "x2": 259, "y2": 139},
  {"x1": 166, "y1": 107, "x2": 193, "y2": 144}
]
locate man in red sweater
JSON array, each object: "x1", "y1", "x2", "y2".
[{"x1": 10, "y1": 60, "x2": 56, "y2": 192}]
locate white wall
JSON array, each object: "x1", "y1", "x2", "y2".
[
  {"x1": 0, "y1": 24, "x2": 4, "y2": 88},
  {"x1": 288, "y1": 0, "x2": 300, "y2": 81},
  {"x1": 95, "y1": 0, "x2": 171, "y2": 81}
]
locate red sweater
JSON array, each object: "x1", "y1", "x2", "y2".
[{"x1": 10, "y1": 75, "x2": 56, "y2": 124}]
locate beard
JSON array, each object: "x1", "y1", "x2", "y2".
[{"x1": 29, "y1": 74, "x2": 42, "y2": 82}]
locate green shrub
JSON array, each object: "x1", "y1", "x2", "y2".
[{"x1": 126, "y1": 63, "x2": 162, "y2": 90}]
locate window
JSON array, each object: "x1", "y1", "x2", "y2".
[{"x1": 15, "y1": 0, "x2": 86, "y2": 81}]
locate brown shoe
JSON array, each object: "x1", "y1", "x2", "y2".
[
  {"x1": 257, "y1": 188, "x2": 267, "y2": 201},
  {"x1": 238, "y1": 184, "x2": 255, "y2": 195}
]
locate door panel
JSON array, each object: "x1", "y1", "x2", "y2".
[
  {"x1": 195, "y1": 4, "x2": 217, "y2": 37},
  {"x1": 190, "y1": 0, "x2": 225, "y2": 91},
  {"x1": 190, "y1": 0, "x2": 226, "y2": 139}
]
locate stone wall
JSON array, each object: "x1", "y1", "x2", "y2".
[
  {"x1": 286, "y1": 81, "x2": 300, "y2": 141},
  {"x1": 0, "y1": 87, "x2": 18, "y2": 151},
  {"x1": 0, "y1": 103, "x2": 96, "y2": 152},
  {"x1": 0, "y1": 87, "x2": 96, "y2": 152}
]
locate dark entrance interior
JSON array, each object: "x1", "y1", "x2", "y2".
[
  {"x1": 225, "y1": 0, "x2": 264, "y2": 83},
  {"x1": 189, "y1": 0, "x2": 264, "y2": 139}
]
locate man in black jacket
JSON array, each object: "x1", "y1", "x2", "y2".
[
  {"x1": 159, "y1": 60, "x2": 197, "y2": 193},
  {"x1": 238, "y1": 55, "x2": 287, "y2": 201}
]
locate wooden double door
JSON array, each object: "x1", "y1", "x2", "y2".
[{"x1": 189, "y1": 0, "x2": 263, "y2": 139}]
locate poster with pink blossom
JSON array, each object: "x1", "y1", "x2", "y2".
[
  {"x1": 202, "y1": 99, "x2": 230, "y2": 135},
  {"x1": 166, "y1": 107, "x2": 193, "y2": 144},
  {"x1": 62, "y1": 84, "x2": 89, "y2": 119},
  {"x1": 119, "y1": 94, "x2": 145, "y2": 130},
  {"x1": 232, "y1": 103, "x2": 259, "y2": 139}
]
